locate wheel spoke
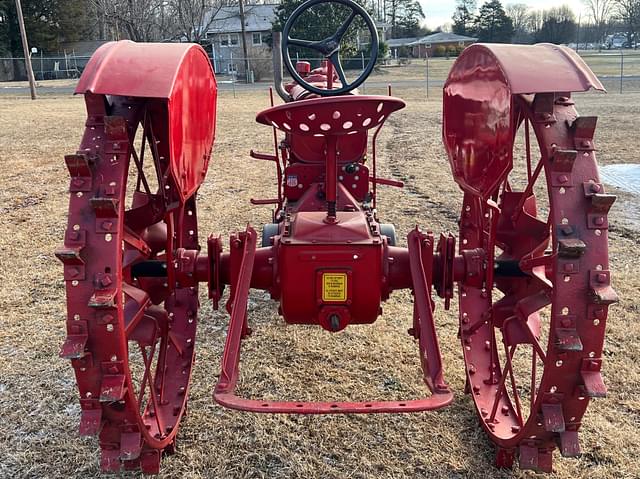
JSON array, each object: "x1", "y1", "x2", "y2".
[
  {"x1": 488, "y1": 344, "x2": 516, "y2": 422},
  {"x1": 511, "y1": 157, "x2": 544, "y2": 224},
  {"x1": 137, "y1": 340, "x2": 156, "y2": 406},
  {"x1": 136, "y1": 109, "x2": 149, "y2": 191},
  {"x1": 130, "y1": 140, "x2": 152, "y2": 197},
  {"x1": 507, "y1": 343, "x2": 524, "y2": 425},
  {"x1": 146, "y1": 118, "x2": 165, "y2": 193},
  {"x1": 157, "y1": 334, "x2": 169, "y2": 403},
  {"x1": 525, "y1": 118, "x2": 532, "y2": 181},
  {"x1": 530, "y1": 349, "x2": 537, "y2": 415}
]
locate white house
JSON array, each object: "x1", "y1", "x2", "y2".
[{"x1": 204, "y1": 3, "x2": 278, "y2": 75}]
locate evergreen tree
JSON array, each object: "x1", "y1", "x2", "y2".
[
  {"x1": 452, "y1": 0, "x2": 477, "y2": 36},
  {"x1": 534, "y1": 5, "x2": 576, "y2": 44},
  {"x1": 0, "y1": 0, "x2": 91, "y2": 56},
  {"x1": 474, "y1": 0, "x2": 513, "y2": 42},
  {"x1": 387, "y1": 0, "x2": 425, "y2": 38}
]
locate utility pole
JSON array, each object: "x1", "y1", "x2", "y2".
[
  {"x1": 238, "y1": 0, "x2": 251, "y2": 82},
  {"x1": 15, "y1": 0, "x2": 37, "y2": 99}
]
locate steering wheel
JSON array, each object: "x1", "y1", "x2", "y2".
[{"x1": 282, "y1": 0, "x2": 379, "y2": 96}]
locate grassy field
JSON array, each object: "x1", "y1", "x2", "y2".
[
  {"x1": 369, "y1": 52, "x2": 640, "y2": 84},
  {"x1": 0, "y1": 85, "x2": 639, "y2": 479}
]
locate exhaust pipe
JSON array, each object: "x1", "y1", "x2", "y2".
[{"x1": 272, "y1": 32, "x2": 291, "y2": 102}]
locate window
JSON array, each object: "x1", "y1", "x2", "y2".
[
  {"x1": 252, "y1": 32, "x2": 262, "y2": 46},
  {"x1": 458, "y1": 41, "x2": 465, "y2": 47},
  {"x1": 220, "y1": 33, "x2": 239, "y2": 47}
]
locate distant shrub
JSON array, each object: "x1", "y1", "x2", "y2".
[
  {"x1": 433, "y1": 46, "x2": 447, "y2": 57},
  {"x1": 447, "y1": 45, "x2": 460, "y2": 57}
]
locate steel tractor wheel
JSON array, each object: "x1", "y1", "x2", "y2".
[
  {"x1": 56, "y1": 42, "x2": 216, "y2": 473},
  {"x1": 444, "y1": 45, "x2": 618, "y2": 471}
]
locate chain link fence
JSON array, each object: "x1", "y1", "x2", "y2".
[{"x1": 2, "y1": 50, "x2": 640, "y2": 94}]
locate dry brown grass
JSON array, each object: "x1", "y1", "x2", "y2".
[{"x1": 0, "y1": 86, "x2": 639, "y2": 479}]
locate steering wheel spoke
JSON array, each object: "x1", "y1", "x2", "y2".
[
  {"x1": 288, "y1": 37, "x2": 322, "y2": 51},
  {"x1": 329, "y1": 51, "x2": 349, "y2": 87},
  {"x1": 333, "y1": 9, "x2": 357, "y2": 42}
]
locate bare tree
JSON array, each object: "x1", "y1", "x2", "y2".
[
  {"x1": 615, "y1": 0, "x2": 640, "y2": 47},
  {"x1": 92, "y1": 0, "x2": 176, "y2": 41},
  {"x1": 506, "y1": 3, "x2": 529, "y2": 31},
  {"x1": 170, "y1": 0, "x2": 225, "y2": 42},
  {"x1": 506, "y1": 3, "x2": 530, "y2": 42},
  {"x1": 583, "y1": 0, "x2": 613, "y2": 45}
]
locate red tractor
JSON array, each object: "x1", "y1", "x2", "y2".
[{"x1": 56, "y1": 0, "x2": 617, "y2": 473}]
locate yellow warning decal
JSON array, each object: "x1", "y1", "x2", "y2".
[{"x1": 322, "y1": 273, "x2": 347, "y2": 302}]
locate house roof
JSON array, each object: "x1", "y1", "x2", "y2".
[
  {"x1": 386, "y1": 37, "x2": 420, "y2": 48},
  {"x1": 58, "y1": 40, "x2": 109, "y2": 56},
  {"x1": 205, "y1": 4, "x2": 278, "y2": 34},
  {"x1": 409, "y1": 32, "x2": 477, "y2": 45}
]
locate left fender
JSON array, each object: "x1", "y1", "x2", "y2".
[{"x1": 76, "y1": 40, "x2": 217, "y2": 201}]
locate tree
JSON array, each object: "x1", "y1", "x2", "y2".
[
  {"x1": 615, "y1": 0, "x2": 640, "y2": 47},
  {"x1": 534, "y1": 5, "x2": 577, "y2": 44},
  {"x1": 170, "y1": 0, "x2": 224, "y2": 43},
  {"x1": 583, "y1": 0, "x2": 613, "y2": 45},
  {"x1": 386, "y1": 0, "x2": 425, "y2": 38},
  {"x1": 474, "y1": 0, "x2": 513, "y2": 42},
  {"x1": 0, "y1": 0, "x2": 91, "y2": 56},
  {"x1": 452, "y1": 0, "x2": 477, "y2": 36},
  {"x1": 506, "y1": 3, "x2": 530, "y2": 42},
  {"x1": 91, "y1": 0, "x2": 176, "y2": 42}
]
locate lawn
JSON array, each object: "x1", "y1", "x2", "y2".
[{"x1": 0, "y1": 85, "x2": 638, "y2": 478}]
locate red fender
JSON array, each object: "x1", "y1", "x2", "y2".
[
  {"x1": 76, "y1": 40, "x2": 217, "y2": 201},
  {"x1": 442, "y1": 43, "x2": 604, "y2": 199}
]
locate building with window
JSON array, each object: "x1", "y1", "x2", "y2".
[
  {"x1": 408, "y1": 32, "x2": 477, "y2": 58},
  {"x1": 204, "y1": 3, "x2": 278, "y2": 76}
]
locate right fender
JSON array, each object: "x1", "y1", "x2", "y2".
[{"x1": 442, "y1": 43, "x2": 604, "y2": 199}]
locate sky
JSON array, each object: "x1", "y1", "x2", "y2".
[{"x1": 421, "y1": 0, "x2": 587, "y2": 29}]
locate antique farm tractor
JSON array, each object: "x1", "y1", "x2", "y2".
[{"x1": 56, "y1": 0, "x2": 618, "y2": 473}]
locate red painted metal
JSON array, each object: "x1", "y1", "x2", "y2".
[
  {"x1": 77, "y1": 40, "x2": 217, "y2": 202},
  {"x1": 256, "y1": 95, "x2": 405, "y2": 135},
  {"x1": 443, "y1": 43, "x2": 604, "y2": 199},
  {"x1": 58, "y1": 23, "x2": 616, "y2": 474},
  {"x1": 453, "y1": 89, "x2": 616, "y2": 470}
]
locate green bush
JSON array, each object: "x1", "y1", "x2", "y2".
[{"x1": 433, "y1": 45, "x2": 447, "y2": 57}]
